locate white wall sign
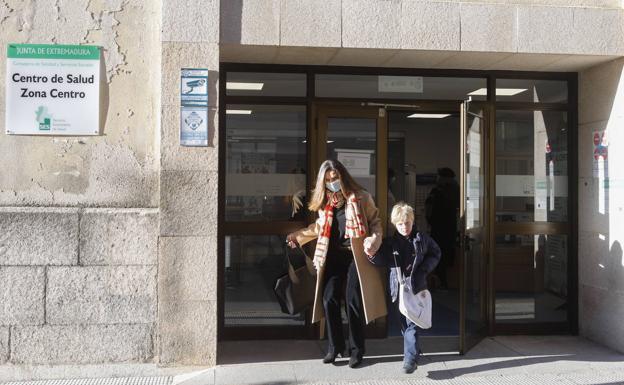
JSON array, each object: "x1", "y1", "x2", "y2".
[
  {"x1": 378, "y1": 76, "x2": 423, "y2": 93},
  {"x1": 180, "y1": 68, "x2": 208, "y2": 146},
  {"x1": 5, "y1": 44, "x2": 101, "y2": 135},
  {"x1": 336, "y1": 149, "x2": 373, "y2": 176}
]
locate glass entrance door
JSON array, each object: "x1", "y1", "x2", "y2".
[
  {"x1": 460, "y1": 100, "x2": 489, "y2": 353},
  {"x1": 315, "y1": 105, "x2": 388, "y2": 338}
]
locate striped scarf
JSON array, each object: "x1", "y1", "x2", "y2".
[{"x1": 313, "y1": 192, "x2": 368, "y2": 269}]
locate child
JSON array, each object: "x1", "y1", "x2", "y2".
[{"x1": 367, "y1": 202, "x2": 441, "y2": 373}]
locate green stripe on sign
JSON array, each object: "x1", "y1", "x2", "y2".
[{"x1": 7, "y1": 44, "x2": 100, "y2": 60}]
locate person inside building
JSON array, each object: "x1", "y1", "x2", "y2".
[
  {"x1": 367, "y1": 202, "x2": 441, "y2": 373},
  {"x1": 286, "y1": 159, "x2": 386, "y2": 368},
  {"x1": 425, "y1": 167, "x2": 459, "y2": 289}
]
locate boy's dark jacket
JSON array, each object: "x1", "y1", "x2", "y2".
[{"x1": 367, "y1": 229, "x2": 441, "y2": 302}]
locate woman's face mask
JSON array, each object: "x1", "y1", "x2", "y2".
[{"x1": 325, "y1": 179, "x2": 342, "y2": 193}]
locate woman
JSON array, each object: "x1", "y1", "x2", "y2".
[{"x1": 286, "y1": 159, "x2": 387, "y2": 368}]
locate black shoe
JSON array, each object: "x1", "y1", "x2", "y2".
[
  {"x1": 348, "y1": 353, "x2": 363, "y2": 368},
  {"x1": 402, "y1": 361, "x2": 417, "y2": 374},
  {"x1": 322, "y1": 351, "x2": 339, "y2": 364}
]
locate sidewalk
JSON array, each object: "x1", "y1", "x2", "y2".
[{"x1": 1, "y1": 336, "x2": 623, "y2": 385}]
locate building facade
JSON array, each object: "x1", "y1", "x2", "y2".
[{"x1": 0, "y1": 0, "x2": 623, "y2": 366}]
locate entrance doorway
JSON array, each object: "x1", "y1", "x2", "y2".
[
  {"x1": 219, "y1": 65, "x2": 576, "y2": 352},
  {"x1": 314, "y1": 101, "x2": 488, "y2": 353}
]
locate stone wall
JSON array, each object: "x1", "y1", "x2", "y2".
[
  {"x1": 0, "y1": 0, "x2": 161, "y2": 365},
  {"x1": 578, "y1": 58, "x2": 624, "y2": 354},
  {"x1": 0, "y1": 0, "x2": 161, "y2": 207},
  {"x1": 220, "y1": 0, "x2": 624, "y2": 57},
  {"x1": 0, "y1": 208, "x2": 158, "y2": 364},
  {"x1": 159, "y1": 0, "x2": 220, "y2": 366}
]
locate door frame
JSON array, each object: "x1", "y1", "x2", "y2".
[
  {"x1": 459, "y1": 100, "x2": 491, "y2": 353},
  {"x1": 218, "y1": 62, "x2": 577, "y2": 344},
  {"x1": 314, "y1": 100, "x2": 493, "y2": 353}
]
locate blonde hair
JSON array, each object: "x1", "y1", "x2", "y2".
[
  {"x1": 308, "y1": 159, "x2": 365, "y2": 212},
  {"x1": 390, "y1": 202, "x2": 415, "y2": 225}
]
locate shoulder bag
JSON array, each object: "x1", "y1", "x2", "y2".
[
  {"x1": 392, "y1": 247, "x2": 432, "y2": 329},
  {"x1": 274, "y1": 245, "x2": 316, "y2": 315}
]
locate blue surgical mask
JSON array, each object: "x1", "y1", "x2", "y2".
[{"x1": 325, "y1": 180, "x2": 342, "y2": 193}]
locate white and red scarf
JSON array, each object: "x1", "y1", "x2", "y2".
[{"x1": 314, "y1": 191, "x2": 368, "y2": 268}]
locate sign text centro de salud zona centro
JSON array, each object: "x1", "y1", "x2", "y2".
[{"x1": 5, "y1": 43, "x2": 101, "y2": 136}]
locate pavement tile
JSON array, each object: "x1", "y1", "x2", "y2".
[{"x1": 215, "y1": 362, "x2": 296, "y2": 385}]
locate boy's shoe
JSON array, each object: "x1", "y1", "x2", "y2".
[{"x1": 402, "y1": 360, "x2": 418, "y2": 374}]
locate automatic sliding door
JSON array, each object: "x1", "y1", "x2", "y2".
[{"x1": 317, "y1": 105, "x2": 388, "y2": 338}]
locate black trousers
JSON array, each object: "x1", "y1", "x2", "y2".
[{"x1": 322, "y1": 250, "x2": 365, "y2": 356}]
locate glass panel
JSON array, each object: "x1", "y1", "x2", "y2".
[
  {"x1": 326, "y1": 117, "x2": 377, "y2": 198},
  {"x1": 387, "y1": 110, "x2": 461, "y2": 338},
  {"x1": 495, "y1": 110, "x2": 568, "y2": 222},
  {"x1": 387, "y1": 111, "x2": 461, "y2": 234},
  {"x1": 466, "y1": 107, "x2": 485, "y2": 230},
  {"x1": 316, "y1": 75, "x2": 487, "y2": 101},
  {"x1": 495, "y1": 234, "x2": 568, "y2": 323},
  {"x1": 226, "y1": 72, "x2": 306, "y2": 97},
  {"x1": 464, "y1": 102, "x2": 487, "y2": 348},
  {"x1": 224, "y1": 235, "x2": 307, "y2": 326},
  {"x1": 495, "y1": 79, "x2": 567, "y2": 103},
  {"x1": 226, "y1": 105, "x2": 307, "y2": 221}
]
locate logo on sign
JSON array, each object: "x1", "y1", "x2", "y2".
[
  {"x1": 184, "y1": 111, "x2": 203, "y2": 130},
  {"x1": 35, "y1": 106, "x2": 52, "y2": 131},
  {"x1": 183, "y1": 79, "x2": 206, "y2": 94}
]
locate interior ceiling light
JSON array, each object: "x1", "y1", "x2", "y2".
[
  {"x1": 226, "y1": 82, "x2": 264, "y2": 90},
  {"x1": 226, "y1": 109, "x2": 252, "y2": 115},
  {"x1": 468, "y1": 88, "x2": 528, "y2": 96},
  {"x1": 407, "y1": 113, "x2": 450, "y2": 119}
]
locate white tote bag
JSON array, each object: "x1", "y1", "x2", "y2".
[{"x1": 393, "y1": 252, "x2": 432, "y2": 329}]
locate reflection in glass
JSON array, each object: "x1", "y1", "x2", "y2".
[
  {"x1": 327, "y1": 118, "x2": 377, "y2": 198},
  {"x1": 226, "y1": 72, "x2": 306, "y2": 97},
  {"x1": 466, "y1": 108, "x2": 484, "y2": 230},
  {"x1": 316, "y1": 75, "x2": 487, "y2": 101},
  {"x1": 495, "y1": 234, "x2": 568, "y2": 323},
  {"x1": 464, "y1": 104, "x2": 487, "y2": 341},
  {"x1": 226, "y1": 105, "x2": 307, "y2": 221},
  {"x1": 495, "y1": 110, "x2": 568, "y2": 222},
  {"x1": 225, "y1": 235, "x2": 307, "y2": 326},
  {"x1": 495, "y1": 79, "x2": 567, "y2": 103}
]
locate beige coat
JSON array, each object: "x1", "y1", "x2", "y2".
[{"x1": 293, "y1": 190, "x2": 388, "y2": 325}]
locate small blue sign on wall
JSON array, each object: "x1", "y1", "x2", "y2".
[{"x1": 180, "y1": 68, "x2": 208, "y2": 146}]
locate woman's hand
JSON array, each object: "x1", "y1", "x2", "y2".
[
  {"x1": 286, "y1": 233, "x2": 299, "y2": 249},
  {"x1": 313, "y1": 256, "x2": 322, "y2": 271},
  {"x1": 363, "y1": 236, "x2": 378, "y2": 256}
]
